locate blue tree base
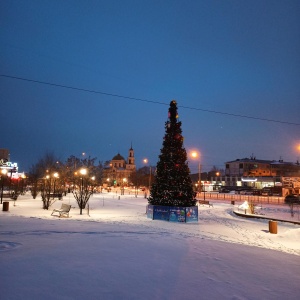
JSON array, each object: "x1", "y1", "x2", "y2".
[{"x1": 146, "y1": 205, "x2": 198, "y2": 223}]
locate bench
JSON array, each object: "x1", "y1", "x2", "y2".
[
  {"x1": 198, "y1": 200, "x2": 213, "y2": 207},
  {"x1": 51, "y1": 203, "x2": 71, "y2": 218},
  {"x1": 49, "y1": 193, "x2": 63, "y2": 200},
  {"x1": 1, "y1": 193, "x2": 18, "y2": 200}
]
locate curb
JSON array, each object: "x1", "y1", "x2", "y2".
[{"x1": 233, "y1": 210, "x2": 300, "y2": 225}]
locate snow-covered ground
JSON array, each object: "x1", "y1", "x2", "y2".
[{"x1": 1, "y1": 191, "x2": 299, "y2": 299}]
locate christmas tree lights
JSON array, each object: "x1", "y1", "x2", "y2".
[{"x1": 148, "y1": 100, "x2": 196, "y2": 207}]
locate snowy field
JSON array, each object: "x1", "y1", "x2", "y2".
[{"x1": 1, "y1": 191, "x2": 299, "y2": 300}]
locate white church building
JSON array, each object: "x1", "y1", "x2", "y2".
[{"x1": 103, "y1": 146, "x2": 136, "y2": 186}]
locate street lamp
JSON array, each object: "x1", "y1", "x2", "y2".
[
  {"x1": 90, "y1": 176, "x2": 96, "y2": 194},
  {"x1": 190, "y1": 151, "x2": 201, "y2": 196},
  {"x1": 1, "y1": 169, "x2": 8, "y2": 204},
  {"x1": 53, "y1": 172, "x2": 59, "y2": 195},
  {"x1": 80, "y1": 168, "x2": 87, "y2": 192},
  {"x1": 79, "y1": 168, "x2": 87, "y2": 215},
  {"x1": 20, "y1": 173, "x2": 26, "y2": 194},
  {"x1": 143, "y1": 158, "x2": 152, "y2": 193},
  {"x1": 45, "y1": 174, "x2": 50, "y2": 198},
  {"x1": 121, "y1": 178, "x2": 127, "y2": 195}
]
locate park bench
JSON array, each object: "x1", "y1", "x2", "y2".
[
  {"x1": 51, "y1": 203, "x2": 71, "y2": 218},
  {"x1": 49, "y1": 193, "x2": 63, "y2": 200},
  {"x1": 198, "y1": 200, "x2": 213, "y2": 207},
  {"x1": 1, "y1": 193, "x2": 18, "y2": 200}
]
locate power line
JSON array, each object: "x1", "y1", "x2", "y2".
[
  {"x1": 0, "y1": 74, "x2": 166, "y2": 106},
  {"x1": 1, "y1": 74, "x2": 299, "y2": 126}
]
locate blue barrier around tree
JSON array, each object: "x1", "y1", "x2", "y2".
[{"x1": 147, "y1": 205, "x2": 198, "y2": 223}]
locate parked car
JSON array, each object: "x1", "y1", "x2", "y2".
[
  {"x1": 284, "y1": 194, "x2": 300, "y2": 204},
  {"x1": 219, "y1": 188, "x2": 230, "y2": 193},
  {"x1": 245, "y1": 191, "x2": 254, "y2": 195},
  {"x1": 262, "y1": 189, "x2": 272, "y2": 196},
  {"x1": 261, "y1": 187, "x2": 282, "y2": 197},
  {"x1": 252, "y1": 190, "x2": 261, "y2": 196},
  {"x1": 240, "y1": 190, "x2": 253, "y2": 195}
]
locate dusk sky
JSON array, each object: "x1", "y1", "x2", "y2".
[{"x1": 1, "y1": 0, "x2": 300, "y2": 173}]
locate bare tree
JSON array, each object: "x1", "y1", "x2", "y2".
[
  {"x1": 72, "y1": 171, "x2": 94, "y2": 215},
  {"x1": 28, "y1": 152, "x2": 62, "y2": 207},
  {"x1": 41, "y1": 177, "x2": 55, "y2": 210},
  {"x1": 29, "y1": 152, "x2": 103, "y2": 212},
  {"x1": 28, "y1": 164, "x2": 40, "y2": 199}
]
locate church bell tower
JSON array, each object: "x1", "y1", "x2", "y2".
[{"x1": 126, "y1": 144, "x2": 136, "y2": 170}]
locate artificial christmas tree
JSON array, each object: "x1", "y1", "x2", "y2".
[{"x1": 148, "y1": 100, "x2": 196, "y2": 207}]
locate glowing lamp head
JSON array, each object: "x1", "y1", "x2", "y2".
[
  {"x1": 191, "y1": 151, "x2": 199, "y2": 159},
  {"x1": 80, "y1": 168, "x2": 87, "y2": 176}
]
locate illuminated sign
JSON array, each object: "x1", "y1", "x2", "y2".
[
  {"x1": 241, "y1": 177, "x2": 257, "y2": 182},
  {"x1": 0, "y1": 159, "x2": 18, "y2": 171},
  {"x1": 282, "y1": 177, "x2": 300, "y2": 188}
]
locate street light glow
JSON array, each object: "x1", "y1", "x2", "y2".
[
  {"x1": 189, "y1": 149, "x2": 204, "y2": 198},
  {"x1": 80, "y1": 168, "x2": 87, "y2": 176},
  {"x1": 190, "y1": 150, "x2": 200, "y2": 159}
]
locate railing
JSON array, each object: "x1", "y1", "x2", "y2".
[{"x1": 196, "y1": 192, "x2": 284, "y2": 205}]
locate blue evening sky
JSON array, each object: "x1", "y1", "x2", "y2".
[{"x1": 1, "y1": 0, "x2": 299, "y2": 173}]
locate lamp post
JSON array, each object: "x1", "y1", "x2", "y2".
[
  {"x1": 53, "y1": 172, "x2": 59, "y2": 195},
  {"x1": 91, "y1": 176, "x2": 95, "y2": 194},
  {"x1": 216, "y1": 172, "x2": 220, "y2": 190},
  {"x1": 79, "y1": 168, "x2": 87, "y2": 215},
  {"x1": 143, "y1": 158, "x2": 152, "y2": 194},
  {"x1": 122, "y1": 178, "x2": 127, "y2": 195},
  {"x1": 45, "y1": 174, "x2": 50, "y2": 199},
  {"x1": 191, "y1": 151, "x2": 201, "y2": 197},
  {"x1": 1, "y1": 169, "x2": 8, "y2": 204}
]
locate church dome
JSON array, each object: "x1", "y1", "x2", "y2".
[{"x1": 112, "y1": 153, "x2": 125, "y2": 161}]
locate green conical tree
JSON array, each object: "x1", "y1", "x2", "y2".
[{"x1": 148, "y1": 100, "x2": 196, "y2": 207}]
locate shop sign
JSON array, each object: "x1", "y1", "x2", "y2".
[{"x1": 0, "y1": 159, "x2": 18, "y2": 170}]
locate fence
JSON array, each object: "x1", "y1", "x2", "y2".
[{"x1": 196, "y1": 192, "x2": 284, "y2": 205}]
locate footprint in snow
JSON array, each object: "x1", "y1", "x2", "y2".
[{"x1": 0, "y1": 241, "x2": 22, "y2": 251}]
